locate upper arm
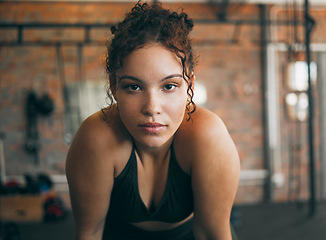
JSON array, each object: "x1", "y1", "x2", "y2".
[
  {"x1": 65, "y1": 114, "x2": 116, "y2": 239},
  {"x1": 179, "y1": 108, "x2": 240, "y2": 239}
]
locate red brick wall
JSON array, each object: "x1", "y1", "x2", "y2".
[{"x1": 0, "y1": 1, "x2": 325, "y2": 205}]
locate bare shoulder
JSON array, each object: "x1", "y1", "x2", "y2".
[
  {"x1": 175, "y1": 106, "x2": 237, "y2": 158},
  {"x1": 66, "y1": 107, "x2": 132, "y2": 183},
  {"x1": 71, "y1": 108, "x2": 130, "y2": 153},
  {"x1": 176, "y1": 109, "x2": 240, "y2": 239},
  {"x1": 185, "y1": 106, "x2": 225, "y2": 136},
  {"x1": 65, "y1": 108, "x2": 133, "y2": 238},
  {"x1": 173, "y1": 106, "x2": 240, "y2": 182}
]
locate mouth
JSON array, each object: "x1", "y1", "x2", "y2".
[{"x1": 138, "y1": 122, "x2": 167, "y2": 133}]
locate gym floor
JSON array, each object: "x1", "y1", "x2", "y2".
[
  {"x1": 3, "y1": 201, "x2": 326, "y2": 240},
  {"x1": 233, "y1": 200, "x2": 326, "y2": 240}
]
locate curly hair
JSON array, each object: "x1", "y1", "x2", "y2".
[{"x1": 105, "y1": 1, "x2": 197, "y2": 120}]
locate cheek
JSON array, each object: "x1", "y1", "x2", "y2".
[
  {"x1": 115, "y1": 97, "x2": 137, "y2": 124},
  {"x1": 115, "y1": 91, "x2": 138, "y2": 110},
  {"x1": 166, "y1": 94, "x2": 188, "y2": 118}
]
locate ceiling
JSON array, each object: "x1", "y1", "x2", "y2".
[
  {"x1": 161, "y1": 0, "x2": 326, "y2": 4},
  {"x1": 8, "y1": 0, "x2": 326, "y2": 4}
]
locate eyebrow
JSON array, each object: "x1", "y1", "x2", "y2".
[{"x1": 117, "y1": 74, "x2": 183, "y2": 83}]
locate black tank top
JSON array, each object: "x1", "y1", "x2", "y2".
[{"x1": 107, "y1": 143, "x2": 193, "y2": 223}]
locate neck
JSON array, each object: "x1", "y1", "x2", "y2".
[{"x1": 133, "y1": 137, "x2": 173, "y2": 165}]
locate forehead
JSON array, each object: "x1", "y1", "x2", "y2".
[{"x1": 118, "y1": 44, "x2": 183, "y2": 78}]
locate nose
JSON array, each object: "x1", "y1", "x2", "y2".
[{"x1": 141, "y1": 91, "x2": 161, "y2": 116}]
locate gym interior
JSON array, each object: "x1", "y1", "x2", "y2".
[{"x1": 0, "y1": 0, "x2": 326, "y2": 239}]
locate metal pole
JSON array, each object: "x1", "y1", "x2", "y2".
[
  {"x1": 260, "y1": 4, "x2": 272, "y2": 202},
  {"x1": 304, "y1": 0, "x2": 316, "y2": 217}
]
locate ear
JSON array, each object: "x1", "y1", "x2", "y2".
[{"x1": 189, "y1": 72, "x2": 195, "y2": 91}]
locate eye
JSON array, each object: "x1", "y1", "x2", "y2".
[
  {"x1": 129, "y1": 84, "x2": 140, "y2": 91},
  {"x1": 124, "y1": 84, "x2": 141, "y2": 91},
  {"x1": 163, "y1": 84, "x2": 177, "y2": 91}
]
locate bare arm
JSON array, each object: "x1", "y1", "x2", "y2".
[
  {"x1": 66, "y1": 113, "x2": 116, "y2": 240},
  {"x1": 177, "y1": 107, "x2": 240, "y2": 240}
]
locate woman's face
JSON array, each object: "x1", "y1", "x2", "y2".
[{"x1": 113, "y1": 44, "x2": 189, "y2": 149}]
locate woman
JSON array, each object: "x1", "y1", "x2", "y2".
[{"x1": 66, "y1": 2, "x2": 240, "y2": 240}]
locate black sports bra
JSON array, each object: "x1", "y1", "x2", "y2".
[{"x1": 107, "y1": 143, "x2": 193, "y2": 223}]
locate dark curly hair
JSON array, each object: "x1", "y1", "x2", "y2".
[{"x1": 105, "y1": 1, "x2": 197, "y2": 120}]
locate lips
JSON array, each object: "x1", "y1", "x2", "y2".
[{"x1": 138, "y1": 122, "x2": 167, "y2": 133}]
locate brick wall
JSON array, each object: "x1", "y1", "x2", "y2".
[{"x1": 0, "y1": 1, "x2": 325, "y2": 206}]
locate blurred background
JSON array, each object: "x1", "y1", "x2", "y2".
[{"x1": 0, "y1": 0, "x2": 326, "y2": 239}]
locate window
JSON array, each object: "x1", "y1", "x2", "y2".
[
  {"x1": 285, "y1": 61, "x2": 317, "y2": 122},
  {"x1": 63, "y1": 81, "x2": 108, "y2": 145}
]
